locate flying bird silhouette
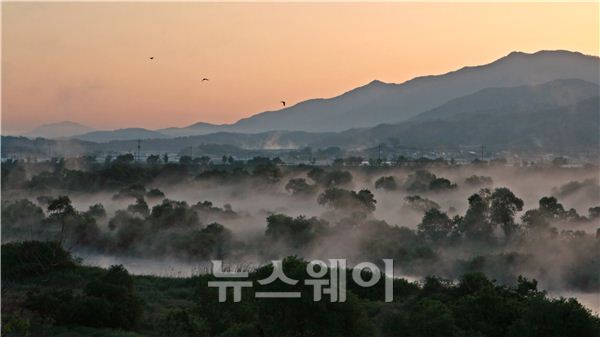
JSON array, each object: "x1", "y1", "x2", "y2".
[
  {"x1": 280, "y1": 101, "x2": 286, "y2": 107},
  {"x1": 202, "y1": 78, "x2": 209, "y2": 82}
]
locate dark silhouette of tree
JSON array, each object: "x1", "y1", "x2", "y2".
[
  {"x1": 375, "y1": 176, "x2": 397, "y2": 191},
  {"x1": 47, "y1": 196, "x2": 76, "y2": 246},
  {"x1": 418, "y1": 208, "x2": 454, "y2": 241},
  {"x1": 489, "y1": 187, "x2": 524, "y2": 238}
]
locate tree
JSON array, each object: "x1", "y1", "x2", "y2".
[
  {"x1": 265, "y1": 214, "x2": 328, "y2": 248},
  {"x1": 522, "y1": 196, "x2": 566, "y2": 234},
  {"x1": 47, "y1": 196, "x2": 76, "y2": 246},
  {"x1": 589, "y1": 206, "x2": 600, "y2": 220},
  {"x1": 128, "y1": 198, "x2": 149, "y2": 216},
  {"x1": 1, "y1": 199, "x2": 45, "y2": 237},
  {"x1": 179, "y1": 155, "x2": 193, "y2": 166},
  {"x1": 408, "y1": 299, "x2": 456, "y2": 337},
  {"x1": 429, "y1": 177, "x2": 457, "y2": 191},
  {"x1": 285, "y1": 178, "x2": 316, "y2": 196},
  {"x1": 460, "y1": 192, "x2": 493, "y2": 240},
  {"x1": 85, "y1": 204, "x2": 106, "y2": 219},
  {"x1": 146, "y1": 154, "x2": 160, "y2": 165},
  {"x1": 307, "y1": 167, "x2": 325, "y2": 183},
  {"x1": 404, "y1": 169, "x2": 436, "y2": 192},
  {"x1": 83, "y1": 265, "x2": 143, "y2": 330},
  {"x1": 318, "y1": 188, "x2": 376, "y2": 212},
  {"x1": 539, "y1": 196, "x2": 565, "y2": 219},
  {"x1": 489, "y1": 187, "x2": 524, "y2": 238},
  {"x1": 418, "y1": 208, "x2": 454, "y2": 241},
  {"x1": 252, "y1": 163, "x2": 282, "y2": 183},
  {"x1": 403, "y1": 195, "x2": 440, "y2": 213},
  {"x1": 375, "y1": 176, "x2": 397, "y2": 191},
  {"x1": 146, "y1": 188, "x2": 166, "y2": 199},
  {"x1": 307, "y1": 168, "x2": 352, "y2": 187},
  {"x1": 114, "y1": 153, "x2": 134, "y2": 164}
]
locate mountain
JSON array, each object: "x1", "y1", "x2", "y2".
[
  {"x1": 411, "y1": 79, "x2": 600, "y2": 122},
  {"x1": 309, "y1": 80, "x2": 600, "y2": 151},
  {"x1": 72, "y1": 128, "x2": 168, "y2": 142},
  {"x1": 176, "y1": 50, "x2": 599, "y2": 134},
  {"x1": 24, "y1": 121, "x2": 95, "y2": 139},
  {"x1": 93, "y1": 130, "x2": 333, "y2": 152},
  {"x1": 158, "y1": 122, "x2": 225, "y2": 137}
]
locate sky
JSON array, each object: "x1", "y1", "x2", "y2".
[{"x1": 2, "y1": 2, "x2": 598, "y2": 134}]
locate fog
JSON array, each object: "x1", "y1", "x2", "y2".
[{"x1": 2, "y1": 162, "x2": 599, "y2": 313}]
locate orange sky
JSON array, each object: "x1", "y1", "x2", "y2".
[{"x1": 2, "y1": 2, "x2": 598, "y2": 134}]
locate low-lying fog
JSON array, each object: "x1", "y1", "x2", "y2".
[
  {"x1": 55, "y1": 165, "x2": 599, "y2": 313},
  {"x1": 3, "y1": 164, "x2": 599, "y2": 313}
]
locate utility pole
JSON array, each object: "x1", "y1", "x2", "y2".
[
  {"x1": 480, "y1": 144, "x2": 484, "y2": 161},
  {"x1": 137, "y1": 139, "x2": 141, "y2": 162}
]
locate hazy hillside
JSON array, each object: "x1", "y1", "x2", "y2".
[
  {"x1": 23, "y1": 121, "x2": 95, "y2": 139},
  {"x1": 412, "y1": 79, "x2": 600, "y2": 122},
  {"x1": 158, "y1": 122, "x2": 228, "y2": 137},
  {"x1": 311, "y1": 95, "x2": 599, "y2": 151},
  {"x1": 72, "y1": 128, "x2": 168, "y2": 142}
]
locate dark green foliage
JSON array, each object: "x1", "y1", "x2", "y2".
[
  {"x1": 404, "y1": 169, "x2": 436, "y2": 192},
  {"x1": 489, "y1": 187, "x2": 524, "y2": 237},
  {"x1": 1, "y1": 241, "x2": 77, "y2": 280},
  {"x1": 589, "y1": 206, "x2": 600, "y2": 220},
  {"x1": 1, "y1": 199, "x2": 45, "y2": 228},
  {"x1": 252, "y1": 162, "x2": 282, "y2": 183},
  {"x1": 128, "y1": 198, "x2": 150, "y2": 217},
  {"x1": 418, "y1": 208, "x2": 454, "y2": 241},
  {"x1": 266, "y1": 214, "x2": 328, "y2": 248},
  {"x1": 460, "y1": 191, "x2": 494, "y2": 240},
  {"x1": 318, "y1": 188, "x2": 376, "y2": 212},
  {"x1": 168, "y1": 222, "x2": 233, "y2": 259},
  {"x1": 25, "y1": 265, "x2": 144, "y2": 331},
  {"x1": 429, "y1": 177, "x2": 457, "y2": 191},
  {"x1": 404, "y1": 169, "x2": 456, "y2": 192},
  {"x1": 146, "y1": 188, "x2": 165, "y2": 199},
  {"x1": 113, "y1": 184, "x2": 146, "y2": 200},
  {"x1": 285, "y1": 178, "x2": 317, "y2": 196},
  {"x1": 403, "y1": 195, "x2": 441, "y2": 213},
  {"x1": 85, "y1": 203, "x2": 107, "y2": 219},
  {"x1": 158, "y1": 309, "x2": 208, "y2": 337},
  {"x1": 308, "y1": 168, "x2": 353, "y2": 187},
  {"x1": 375, "y1": 176, "x2": 397, "y2": 191},
  {"x1": 149, "y1": 199, "x2": 200, "y2": 228}
]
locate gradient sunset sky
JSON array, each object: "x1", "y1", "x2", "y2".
[{"x1": 2, "y1": 2, "x2": 598, "y2": 134}]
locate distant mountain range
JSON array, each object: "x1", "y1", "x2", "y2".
[
  {"x1": 10, "y1": 50, "x2": 598, "y2": 155},
  {"x1": 24, "y1": 121, "x2": 95, "y2": 139},
  {"x1": 72, "y1": 128, "x2": 168, "y2": 142},
  {"x1": 309, "y1": 80, "x2": 599, "y2": 151}
]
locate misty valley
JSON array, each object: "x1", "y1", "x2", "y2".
[
  {"x1": 3, "y1": 3, "x2": 600, "y2": 334},
  {"x1": 2, "y1": 155, "x2": 599, "y2": 336}
]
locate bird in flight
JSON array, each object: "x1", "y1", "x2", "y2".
[
  {"x1": 149, "y1": 57, "x2": 154, "y2": 60},
  {"x1": 280, "y1": 101, "x2": 286, "y2": 107},
  {"x1": 202, "y1": 78, "x2": 209, "y2": 82}
]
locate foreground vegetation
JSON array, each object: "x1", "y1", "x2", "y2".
[{"x1": 2, "y1": 241, "x2": 599, "y2": 337}]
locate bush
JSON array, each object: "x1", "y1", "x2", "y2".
[{"x1": 1, "y1": 241, "x2": 77, "y2": 280}]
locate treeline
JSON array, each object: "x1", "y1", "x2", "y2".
[{"x1": 3, "y1": 182, "x2": 599, "y2": 291}]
